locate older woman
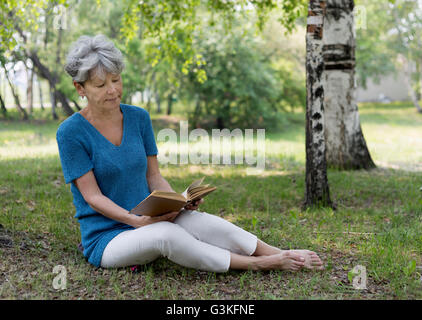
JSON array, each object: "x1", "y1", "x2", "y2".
[{"x1": 57, "y1": 34, "x2": 324, "y2": 273}]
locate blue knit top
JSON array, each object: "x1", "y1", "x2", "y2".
[{"x1": 56, "y1": 104, "x2": 158, "y2": 267}]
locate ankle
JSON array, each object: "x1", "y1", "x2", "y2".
[{"x1": 254, "y1": 256, "x2": 272, "y2": 271}]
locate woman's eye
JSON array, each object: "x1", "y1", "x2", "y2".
[{"x1": 97, "y1": 84, "x2": 105, "y2": 88}]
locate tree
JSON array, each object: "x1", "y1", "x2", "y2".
[
  {"x1": 322, "y1": 0, "x2": 376, "y2": 169},
  {"x1": 304, "y1": 0, "x2": 333, "y2": 208},
  {"x1": 26, "y1": 62, "x2": 34, "y2": 114},
  {"x1": 389, "y1": 0, "x2": 422, "y2": 113},
  {"x1": 354, "y1": 0, "x2": 397, "y2": 90},
  {"x1": 0, "y1": 93, "x2": 6, "y2": 117},
  {"x1": 185, "y1": 20, "x2": 284, "y2": 129},
  {"x1": 355, "y1": 0, "x2": 422, "y2": 113}
]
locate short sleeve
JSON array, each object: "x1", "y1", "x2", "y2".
[
  {"x1": 56, "y1": 127, "x2": 94, "y2": 184},
  {"x1": 141, "y1": 110, "x2": 159, "y2": 156}
]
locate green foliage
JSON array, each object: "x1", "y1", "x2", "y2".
[
  {"x1": 277, "y1": 0, "x2": 308, "y2": 33},
  {"x1": 118, "y1": 0, "x2": 304, "y2": 81},
  {"x1": 0, "y1": 0, "x2": 68, "y2": 51},
  {"x1": 355, "y1": 0, "x2": 422, "y2": 93},
  {"x1": 1, "y1": 0, "x2": 306, "y2": 124},
  {"x1": 183, "y1": 16, "x2": 305, "y2": 129}
]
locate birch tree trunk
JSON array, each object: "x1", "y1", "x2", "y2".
[
  {"x1": 304, "y1": 0, "x2": 333, "y2": 208},
  {"x1": 26, "y1": 65, "x2": 34, "y2": 114},
  {"x1": 323, "y1": 0, "x2": 376, "y2": 169},
  {"x1": 36, "y1": 74, "x2": 45, "y2": 110},
  {"x1": 4, "y1": 65, "x2": 28, "y2": 120}
]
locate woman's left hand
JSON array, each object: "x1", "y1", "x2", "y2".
[{"x1": 184, "y1": 198, "x2": 204, "y2": 211}]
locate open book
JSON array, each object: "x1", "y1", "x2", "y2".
[{"x1": 129, "y1": 177, "x2": 217, "y2": 217}]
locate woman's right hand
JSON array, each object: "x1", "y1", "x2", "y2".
[{"x1": 128, "y1": 211, "x2": 180, "y2": 228}]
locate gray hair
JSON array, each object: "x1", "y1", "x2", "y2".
[{"x1": 64, "y1": 34, "x2": 125, "y2": 83}]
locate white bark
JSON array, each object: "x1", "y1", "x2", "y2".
[
  {"x1": 304, "y1": 0, "x2": 333, "y2": 208},
  {"x1": 323, "y1": 0, "x2": 375, "y2": 169}
]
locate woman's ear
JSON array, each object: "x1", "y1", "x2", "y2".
[{"x1": 73, "y1": 81, "x2": 85, "y2": 97}]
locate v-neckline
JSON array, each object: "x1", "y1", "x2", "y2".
[{"x1": 77, "y1": 104, "x2": 126, "y2": 148}]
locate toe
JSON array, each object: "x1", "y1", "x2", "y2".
[{"x1": 289, "y1": 252, "x2": 305, "y2": 262}]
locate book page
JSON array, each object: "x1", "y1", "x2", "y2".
[
  {"x1": 182, "y1": 177, "x2": 204, "y2": 199},
  {"x1": 181, "y1": 188, "x2": 188, "y2": 199}
]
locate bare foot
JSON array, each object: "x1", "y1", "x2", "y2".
[
  {"x1": 289, "y1": 250, "x2": 324, "y2": 270},
  {"x1": 258, "y1": 251, "x2": 306, "y2": 271}
]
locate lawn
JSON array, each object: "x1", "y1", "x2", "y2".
[{"x1": 0, "y1": 102, "x2": 421, "y2": 299}]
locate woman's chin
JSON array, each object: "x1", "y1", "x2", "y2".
[{"x1": 105, "y1": 98, "x2": 121, "y2": 107}]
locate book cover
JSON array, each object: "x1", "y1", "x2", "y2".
[{"x1": 129, "y1": 177, "x2": 216, "y2": 217}]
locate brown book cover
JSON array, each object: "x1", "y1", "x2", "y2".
[{"x1": 129, "y1": 177, "x2": 217, "y2": 217}]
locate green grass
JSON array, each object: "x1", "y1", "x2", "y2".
[{"x1": 0, "y1": 102, "x2": 421, "y2": 299}]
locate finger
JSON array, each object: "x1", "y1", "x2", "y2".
[
  {"x1": 193, "y1": 199, "x2": 203, "y2": 206},
  {"x1": 162, "y1": 211, "x2": 178, "y2": 220}
]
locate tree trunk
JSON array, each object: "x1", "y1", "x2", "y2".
[
  {"x1": 12, "y1": 21, "x2": 74, "y2": 117},
  {"x1": 44, "y1": 9, "x2": 50, "y2": 50},
  {"x1": 146, "y1": 72, "x2": 156, "y2": 113},
  {"x1": 4, "y1": 66, "x2": 28, "y2": 120},
  {"x1": 29, "y1": 51, "x2": 74, "y2": 116},
  {"x1": 26, "y1": 65, "x2": 34, "y2": 114},
  {"x1": 0, "y1": 93, "x2": 7, "y2": 117},
  {"x1": 146, "y1": 90, "x2": 152, "y2": 112},
  {"x1": 415, "y1": 60, "x2": 421, "y2": 102},
  {"x1": 2, "y1": 72, "x2": 7, "y2": 105},
  {"x1": 56, "y1": 28, "x2": 63, "y2": 66},
  {"x1": 50, "y1": 86, "x2": 58, "y2": 120},
  {"x1": 37, "y1": 75, "x2": 45, "y2": 110},
  {"x1": 322, "y1": 0, "x2": 376, "y2": 170},
  {"x1": 216, "y1": 102, "x2": 230, "y2": 129},
  {"x1": 167, "y1": 91, "x2": 173, "y2": 115},
  {"x1": 304, "y1": 0, "x2": 333, "y2": 209},
  {"x1": 155, "y1": 91, "x2": 161, "y2": 113},
  {"x1": 72, "y1": 99, "x2": 82, "y2": 111},
  {"x1": 193, "y1": 95, "x2": 202, "y2": 128}
]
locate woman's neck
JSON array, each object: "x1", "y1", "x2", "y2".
[{"x1": 81, "y1": 103, "x2": 122, "y2": 124}]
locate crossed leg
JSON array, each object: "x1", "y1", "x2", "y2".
[
  {"x1": 174, "y1": 210, "x2": 324, "y2": 272},
  {"x1": 229, "y1": 241, "x2": 324, "y2": 271},
  {"x1": 101, "y1": 210, "x2": 324, "y2": 272}
]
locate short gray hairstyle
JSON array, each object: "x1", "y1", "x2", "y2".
[{"x1": 64, "y1": 34, "x2": 125, "y2": 83}]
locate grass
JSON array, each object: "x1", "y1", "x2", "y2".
[{"x1": 0, "y1": 101, "x2": 421, "y2": 299}]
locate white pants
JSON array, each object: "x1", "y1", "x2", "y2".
[{"x1": 100, "y1": 210, "x2": 258, "y2": 273}]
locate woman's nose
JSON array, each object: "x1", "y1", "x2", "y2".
[{"x1": 106, "y1": 83, "x2": 118, "y2": 95}]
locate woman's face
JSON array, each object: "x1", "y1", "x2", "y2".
[{"x1": 75, "y1": 71, "x2": 123, "y2": 111}]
